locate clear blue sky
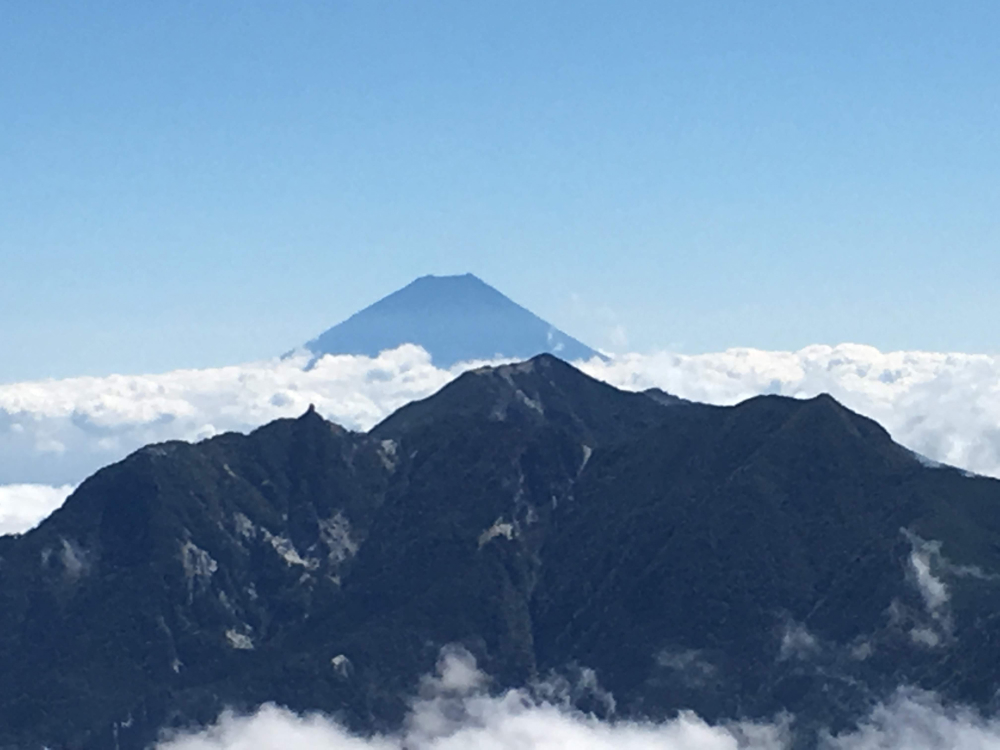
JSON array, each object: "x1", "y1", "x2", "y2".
[{"x1": 2, "y1": 1, "x2": 997, "y2": 382}]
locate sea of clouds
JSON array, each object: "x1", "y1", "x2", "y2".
[
  {"x1": 1, "y1": 343, "x2": 998, "y2": 535},
  {"x1": 157, "y1": 646, "x2": 1000, "y2": 750}
]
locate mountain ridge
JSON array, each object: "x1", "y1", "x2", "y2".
[{"x1": 2, "y1": 355, "x2": 1000, "y2": 749}]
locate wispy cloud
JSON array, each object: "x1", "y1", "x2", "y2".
[
  {"x1": 157, "y1": 646, "x2": 787, "y2": 750},
  {"x1": 156, "y1": 646, "x2": 1000, "y2": 750},
  {"x1": 824, "y1": 689, "x2": 1000, "y2": 750}
]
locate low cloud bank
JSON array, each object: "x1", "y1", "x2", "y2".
[
  {"x1": 0, "y1": 346, "x2": 458, "y2": 487},
  {"x1": 827, "y1": 690, "x2": 1000, "y2": 750},
  {"x1": 157, "y1": 647, "x2": 1000, "y2": 750},
  {"x1": 1, "y1": 343, "x2": 998, "y2": 534},
  {"x1": 158, "y1": 647, "x2": 786, "y2": 750},
  {"x1": 0, "y1": 483, "x2": 75, "y2": 536}
]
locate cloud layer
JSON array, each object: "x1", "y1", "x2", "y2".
[
  {"x1": 2, "y1": 343, "x2": 998, "y2": 534},
  {"x1": 0, "y1": 346, "x2": 456, "y2": 487},
  {"x1": 158, "y1": 647, "x2": 786, "y2": 750},
  {"x1": 579, "y1": 344, "x2": 1000, "y2": 480},
  {"x1": 0, "y1": 483, "x2": 75, "y2": 536},
  {"x1": 156, "y1": 647, "x2": 1000, "y2": 750}
]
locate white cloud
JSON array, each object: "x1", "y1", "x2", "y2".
[
  {"x1": 907, "y1": 539, "x2": 950, "y2": 615},
  {"x1": 778, "y1": 622, "x2": 821, "y2": 661},
  {"x1": 895, "y1": 530, "x2": 1000, "y2": 649},
  {"x1": 1, "y1": 343, "x2": 998, "y2": 534},
  {"x1": 158, "y1": 647, "x2": 786, "y2": 750},
  {"x1": 824, "y1": 689, "x2": 1000, "y2": 750},
  {"x1": 0, "y1": 483, "x2": 75, "y2": 536},
  {"x1": 156, "y1": 648, "x2": 1000, "y2": 750},
  {"x1": 0, "y1": 346, "x2": 462, "y2": 487}
]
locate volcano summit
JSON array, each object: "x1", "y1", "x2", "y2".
[{"x1": 303, "y1": 273, "x2": 602, "y2": 366}]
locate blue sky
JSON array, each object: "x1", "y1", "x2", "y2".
[{"x1": 2, "y1": 1, "x2": 997, "y2": 382}]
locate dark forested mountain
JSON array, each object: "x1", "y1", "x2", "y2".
[
  {"x1": 303, "y1": 273, "x2": 602, "y2": 366},
  {"x1": 2, "y1": 355, "x2": 1000, "y2": 749}
]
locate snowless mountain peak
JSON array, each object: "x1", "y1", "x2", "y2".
[{"x1": 304, "y1": 274, "x2": 604, "y2": 367}]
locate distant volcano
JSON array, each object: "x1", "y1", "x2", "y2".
[{"x1": 304, "y1": 273, "x2": 603, "y2": 366}]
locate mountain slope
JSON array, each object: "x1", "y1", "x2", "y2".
[
  {"x1": 2, "y1": 356, "x2": 1000, "y2": 749},
  {"x1": 304, "y1": 273, "x2": 602, "y2": 366}
]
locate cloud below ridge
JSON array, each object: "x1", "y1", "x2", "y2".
[
  {"x1": 1, "y1": 343, "x2": 998, "y2": 535},
  {"x1": 156, "y1": 647, "x2": 1000, "y2": 750},
  {"x1": 157, "y1": 647, "x2": 787, "y2": 750},
  {"x1": 580, "y1": 344, "x2": 1000, "y2": 480}
]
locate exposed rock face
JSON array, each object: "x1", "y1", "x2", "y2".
[
  {"x1": 303, "y1": 273, "x2": 603, "y2": 366},
  {"x1": 1, "y1": 355, "x2": 999, "y2": 749}
]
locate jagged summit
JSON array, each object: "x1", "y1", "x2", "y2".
[
  {"x1": 304, "y1": 274, "x2": 603, "y2": 367},
  {"x1": 373, "y1": 352, "x2": 674, "y2": 442},
  {"x1": 3, "y1": 356, "x2": 1000, "y2": 750}
]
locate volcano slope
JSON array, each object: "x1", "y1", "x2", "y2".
[
  {"x1": 303, "y1": 273, "x2": 603, "y2": 365},
  {"x1": 1, "y1": 354, "x2": 999, "y2": 749}
]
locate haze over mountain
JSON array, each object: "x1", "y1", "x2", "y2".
[
  {"x1": 303, "y1": 274, "x2": 602, "y2": 366},
  {"x1": 3, "y1": 355, "x2": 1000, "y2": 750}
]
